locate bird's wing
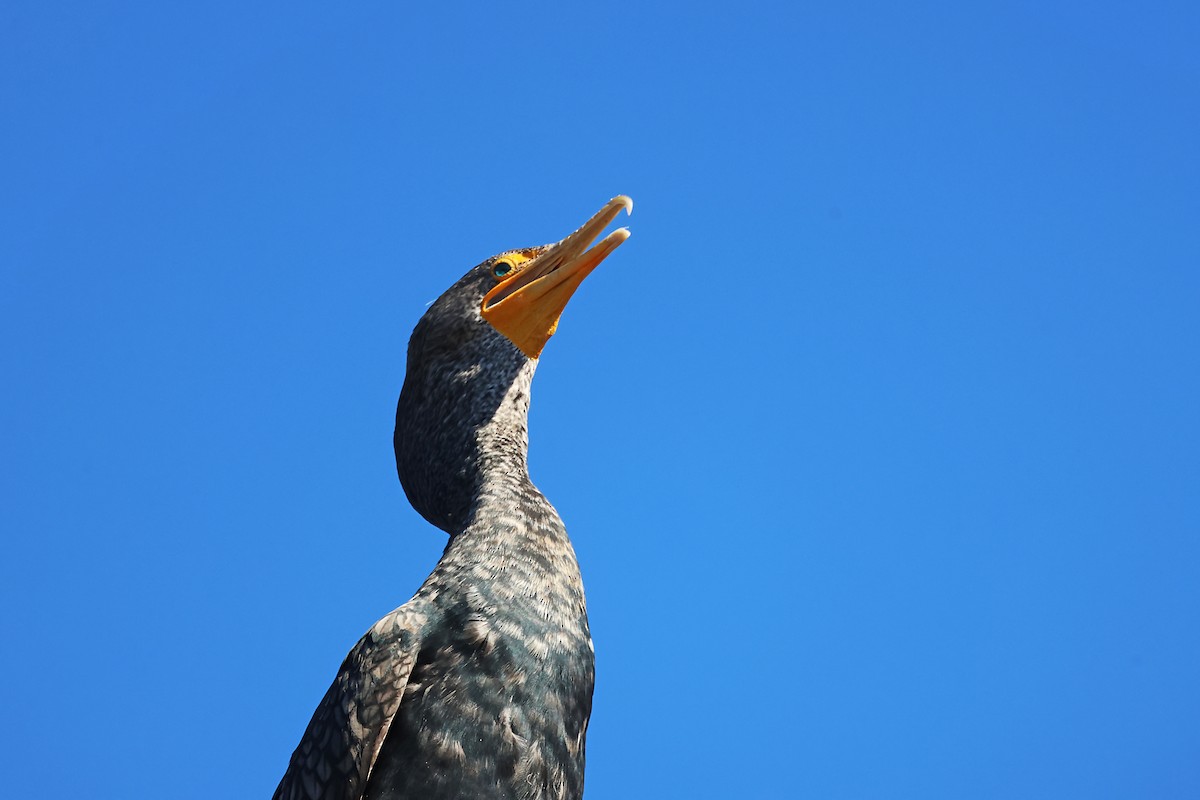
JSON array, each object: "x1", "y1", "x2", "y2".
[{"x1": 273, "y1": 605, "x2": 427, "y2": 800}]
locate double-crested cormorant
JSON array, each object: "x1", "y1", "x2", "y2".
[{"x1": 273, "y1": 196, "x2": 633, "y2": 800}]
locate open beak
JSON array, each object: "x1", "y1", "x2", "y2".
[{"x1": 482, "y1": 195, "x2": 633, "y2": 358}]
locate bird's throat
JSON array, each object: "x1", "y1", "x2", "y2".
[{"x1": 395, "y1": 350, "x2": 538, "y2": 535}]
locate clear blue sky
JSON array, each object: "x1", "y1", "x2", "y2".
[{"x1": 3, "y1": 3, "x2": 1198, "y2": 797}]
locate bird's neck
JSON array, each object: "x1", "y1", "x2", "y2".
[
  {"x1": 395, "y1": 351, "x2": 538, "y2": 534},
  {"x1": 414, "y1": 357, "x2": 587, "y2": 615}
]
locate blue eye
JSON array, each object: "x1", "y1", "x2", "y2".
[{"x1": 493, "y1": 261, "x2": 513, "y2": 279}]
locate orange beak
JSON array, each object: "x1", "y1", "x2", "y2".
[{"x1": 482, "y1": 195, "x2": 633, "y2": 358}]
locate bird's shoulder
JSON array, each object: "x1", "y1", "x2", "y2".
[{"x1": 273, "y1": 603, "x2": 431, "y2": 800}]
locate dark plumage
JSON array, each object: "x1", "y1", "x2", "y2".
[{"x1": 273, "y1": 198, "x2": 631, "y2": 800}]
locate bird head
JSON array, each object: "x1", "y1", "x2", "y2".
[{"x1": 405, "y1": 194, "x2": 632, "y2": 371}]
